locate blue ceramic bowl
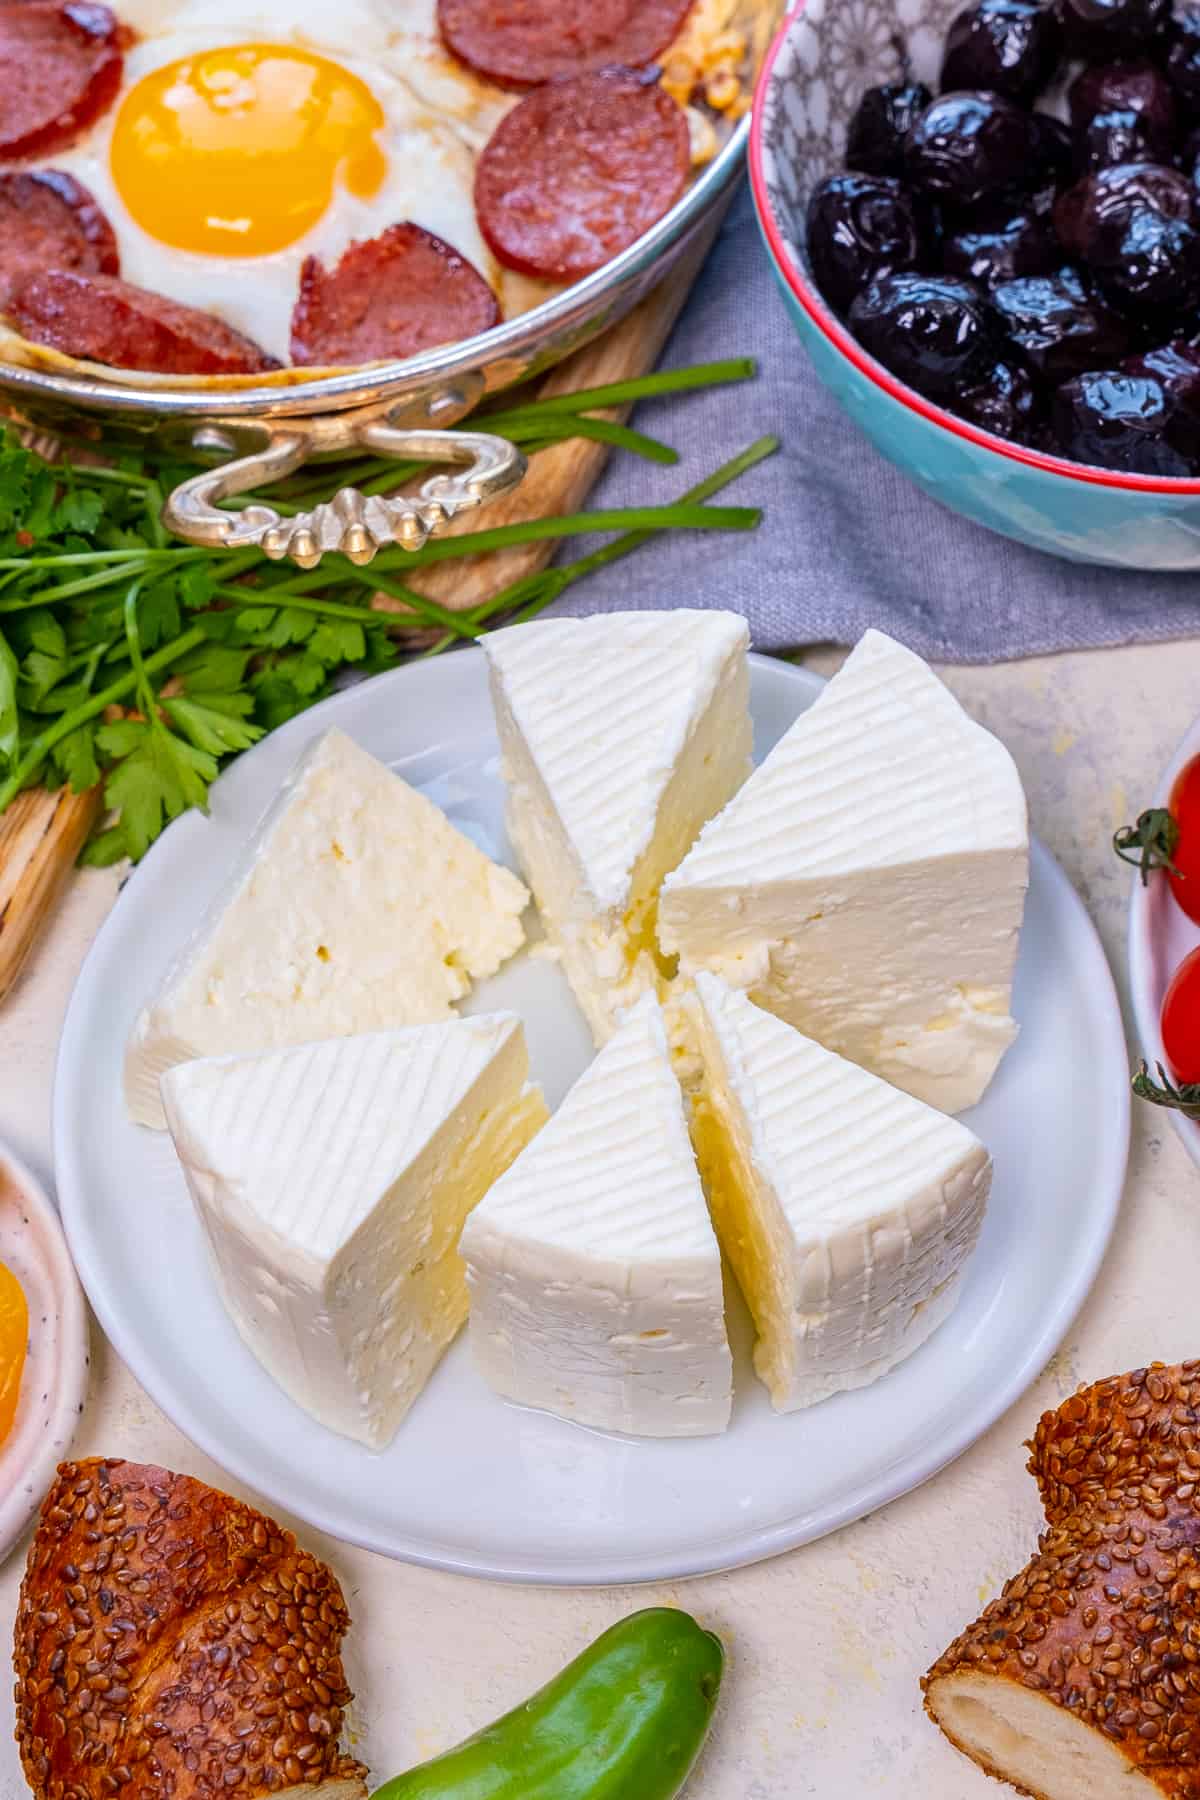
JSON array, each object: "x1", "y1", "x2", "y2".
[{"x1": 749, "y1": 2, "x2": 1200, "y2": 570}]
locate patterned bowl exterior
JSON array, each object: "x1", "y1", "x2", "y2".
[{"x1": 750, "y1": 1, "x2": 1200, "y2": 571}]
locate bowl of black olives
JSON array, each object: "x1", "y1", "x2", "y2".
[{"x1": 750, "y1": 0, "x2": 1200, "y2": 568}]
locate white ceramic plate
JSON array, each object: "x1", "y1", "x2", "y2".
[
  {"x1": 0, "y1": 1142, "x2": 88, "y2": 1563},
  {"x1": 55, "y1": 651, "x2": 1129, "y2": 1585},
  {"x1": 1129, "y1": 715, "x2": 1200, "y2": 1170}
]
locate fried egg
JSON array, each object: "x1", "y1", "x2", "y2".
[
  {"x1": 16, "y1": 0, "x2": 775, "y2": 372},
  {"x1": 34, "y1": 0, "x2": 514, "y2": 362}
]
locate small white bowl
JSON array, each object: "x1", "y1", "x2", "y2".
[
  {"x1": 0, "y1": 1142, "x2": 89, "y2": 1563},
  {"x1": 1128, "y1": 718, "x2": 1200, "y2": 1170}
]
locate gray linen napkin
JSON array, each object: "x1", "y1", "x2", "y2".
[{"x1": 557, "y1": 184, "x2": 1200, "y2": 665}]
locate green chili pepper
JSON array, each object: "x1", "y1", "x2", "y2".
[{"x1": 369, "y1": 1608, "x2": 724, "y2": 1800}]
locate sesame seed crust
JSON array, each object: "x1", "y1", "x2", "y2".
[
  {"x1": 13, "y1": 1458, "x2": 369, "y2": 1800},
  {"x1": 923, "y1": 1362, "x2": 1200, "y2": 1799}
]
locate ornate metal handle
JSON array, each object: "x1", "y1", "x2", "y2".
[{"x1": 162, "y1": 420, "x2": 526, "y2": 569}]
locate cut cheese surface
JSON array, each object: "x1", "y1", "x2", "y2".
[
  {"x1": 461, "y1": 993, "x2": 733, "y2": 1438},
  {"x1": 684, "y1": 972, "x2": 991, "y2": 1414},
  {"x1": 125, "y1": 726, "x2": 529, "y2": 1128},
  {"x1": 161, "y1": 1015, "x2": 548, "y2": 1448},
  {"x1": 659, "y1": 629, "x2": 1029, "y2": 1114},
  {"x1": 484, "y1": 609, "x2": 751, "y2": 1045}
]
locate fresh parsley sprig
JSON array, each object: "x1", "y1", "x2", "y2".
[{"x1": 0, "y1": 358, "x2": 774, "y2": 863}]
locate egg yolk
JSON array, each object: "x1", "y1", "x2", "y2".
[
  {"x1": 110, "y1": 44, "x2": 387, "y2": 258},
  {"x1": 0, "y1": 1262, "x2": 27, "y2": 1447}
]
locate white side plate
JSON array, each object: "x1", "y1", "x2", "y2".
[
  {"x1": 0, "y1": 1142, "x2": 88, "y2": 1563},
  {"x1": 1128, "y1": 715, "x2": 1200, "y2": 1170},
  {"x1": 54, "y1": 651, "x2": 1129, "y2": 1584}
]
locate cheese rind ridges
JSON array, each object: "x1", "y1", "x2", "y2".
[
  {"x1": 124, "y1": 727, "x2": 529, "y2": 1129},
  {"x1": 484, "y1": 609, "x2": 751, "y2": 1044},
  {"x1": 685, "y1": 972, "x2": 991, "y2": 1415},
  {"x1": 461, "y1": 992, "x2": 733, "y2": 1438},
  {"x1": 659, "y1": 629, "x2": 1029, "y2": 1113},
  {"x1": 161, "y1": 1014, "x2": 548, "y2": 1449}
]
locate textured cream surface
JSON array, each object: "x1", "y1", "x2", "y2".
[
  {"x1": 462, "y1": 994, "x2": 732, "y2": 1437},
  {"x1": 659, "y1": 630, "x2": 1031, "y2": 1113},
  {"x1": 686, "y1": 973, "x2": 990, "y2": 1412},
  {"x1": 485, "y1": 610, "x2": 751, "y2": 1043},
  {"x1": 162, "y1": 1016, "x2": 546, "y2": 1448},
  {"x1": 1, "y1": 641, "x2": 1181, "y2": 1800},
  {"x1": 125, "y1": 727, "x2": 528, "y2": 1129}
]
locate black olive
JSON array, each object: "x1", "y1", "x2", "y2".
[
  {"x1": 1076, "y1": 108, "x2": 1169, "y2": 170},
  {"x1": 991, "y1": 268, "x2": 1130, "y2": 378},
  {"x1": 1069, "y1": 61, "x2": 1176, "y2": 134},
  {"x1": 1125, "y1": 340, "x2": 1200, "y2": 411},
  {"x1": 805, "y1": 172, "x2": 928, "y2": 316},
  {"x1": 1068, "y1": 63, "x2": 1176, "y2": 169},
  {"x1": 1166, "y1": 3, "x2": 1200, "y2": 103},
  {"x1": 958, "y1": 356, "x2": 1045, "y2": 438},
  {"x1": 943, "y1": 204, "x2": 1059, "y2": 285},
  {"x1": 940, "y1": 0, "x2": 1062, "y2": 102},
  {"x1": 848, "y1": 272, "x2": 999, "y2": 397},
  {"x1": 1054, "y1": 161, "x2": 1195, "y2": 260},
  {"x1": 905, "y1": 91, "x2": 1038, "y2": 205},
  {"x1": 1089, "y1": 207, "x2": 1200, "y2": 323},
  {"x1": 805, "y1": 174, "x2": 927, "y2": 315},
  {"x1": 827, "y1": 0, "x2": 1200, "y2": 473},
  {"x1": 1052, "y1": 370, "x2": 1200, "y2": 473},
  {"x1": 846, "y1": 82, "x2": 933, "y2": 176},
  {"x1": 1059, "y1": 0, "x2": 1169, "y2": 58}
]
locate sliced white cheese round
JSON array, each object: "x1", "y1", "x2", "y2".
[
  {"x1": 659, "y1": 629, "x2": 1030, "y2": 1114},
  {"x1": 684, "y1": 972, "x2": 992, "y2": 1414},
  {"x1": 161, "y1": 1014, "x2": 547, "y2": 1448},
  {"x1": 484, "y1": 609, "x2": 751, "y2": 1046},
  {"x1": 461, "y1": 993, "x2": 732, "y2": 1439}
]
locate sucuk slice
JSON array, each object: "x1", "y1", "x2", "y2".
[
  {"x1": 0, "y1": 169, "x2": 117, "y2": 307},
  {"x1": 437, "y1": 0, "x2": 695, "y2": 90},
  {"x1": 0, "y1": 1, "x2": 125, "y2": 162},
  {"x1": 8, "y1": 269, "x2": 279, "y2": 374},
  {"x1": 290, "y1": 222, "x2": 500, "y2": 367},
  {"x1": 474, "y1": 69, "x2": 691, "y2": 282}
]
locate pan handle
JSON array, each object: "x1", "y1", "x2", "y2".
[{"x1": 161, "y1": 421, "x2": 526, "y2": 570}]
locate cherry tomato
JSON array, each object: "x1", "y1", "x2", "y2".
[
  {"x1": 1169, "y1": 753, "x2": 1200, "y2": 925},
  {"x1": 1162, "y1": 945, "x2": 1200, "y2": 1086}
]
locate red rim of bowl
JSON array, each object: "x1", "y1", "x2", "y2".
[{"x1": 748, "y1": 1, "x2": 1200, "y2": 497}]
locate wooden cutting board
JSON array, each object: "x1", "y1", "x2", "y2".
[
  {"x1": 0, "y1": 785, "x2": 102, "y2": 1002},
  {"x1": 0, "y1": 246, "x2": 707, "y2": 1003}
]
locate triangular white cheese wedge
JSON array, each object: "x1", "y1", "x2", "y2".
[
  {"x1": 684, "y1": 973, "x2": 991, "y2": 1415},
  {"x1": 126, "y1": 727, "x2": 530, "y2": 1128},
  {"x1": 484, "y1": 610, "x2": 750, "y2": 1044},
  {"x1": 161, "y1": 1016, "x2": 548, "y2": 1448},
  {"x1": 461, "y1": 994, "x2": 733, "y2": 1438},
  {"x1": 659, "y1": 629, "x2": 1029, "y2": 1113}
]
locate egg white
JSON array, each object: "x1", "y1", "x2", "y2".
[
  {"x1": 27, "y1": 0, "x2": 517, "y2": 364},
  {"x1": 16, "y1": 0, "x2": 753, "y2": 370}
]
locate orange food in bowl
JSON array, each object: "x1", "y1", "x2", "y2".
[{"x1": 0, "y1": 1262, "x2": 28, "y2": 1445}]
